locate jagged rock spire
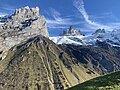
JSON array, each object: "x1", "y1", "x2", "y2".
[
  {"x1": 92, "y1": 29, "x2": 105, "y2": 35},
  {"x1": 0, "y1": 6, "x2": 49, "y2": 60},
  {"x1": 14, "y1": 6, "x2": 39, "y2": 17},
  {"x1": 59, "y1": 26, "x2": 84, "y2": 36}
]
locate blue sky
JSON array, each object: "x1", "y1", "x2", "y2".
[
  {"x1": 0, "y1": 0, "x2": 120, "y2": 36},
  {"x1": 0, "y1": 0, "x2": 38, "y2": 15},
  {"x1": 39, "y1": 0, "x2": 120, "y2": 36}
]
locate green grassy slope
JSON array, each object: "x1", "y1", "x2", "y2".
[{"x1": 67, "y1": 71, "x2": 120, "y2": 90}]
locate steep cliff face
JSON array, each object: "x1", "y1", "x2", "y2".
[
  {"x1": 0, "y1": 6, "x2": 49, "y2": 60},
  {"x1": 0, "y1": 35, "x2": 98, "y2": 90}
]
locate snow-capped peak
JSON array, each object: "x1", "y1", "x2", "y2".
[{"x1": 50, "y1": 28, "x2": 120, "y2": 47}]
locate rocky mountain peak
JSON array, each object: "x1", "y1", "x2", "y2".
[
  {"x1": 92, "y1": 29, "x2": 105, "y2": 35},
  {"x1": 0, "y1": 6, "x2": 49, "y2": 60},
  {"x1": 14, "y1": 6, "x2": 39, "y2": 18},
  {"x1": 59, "y1": 26, "x2": 84, "y2": 36}
]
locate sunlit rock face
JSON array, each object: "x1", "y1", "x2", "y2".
[{"x1": 0, "y1": 6, "x2": 49, "y2": 60}]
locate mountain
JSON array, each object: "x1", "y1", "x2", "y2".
[
  {"x1": 59, "y1": 44, "x2": 120, "y2": 74},
  {"x1": 0, "y1": 6, "x2": 119, "y2": 90},
  {"x1": 0, "y1": 6, "x2": 49, "y2": 60},
  {"x1": 59, "y1": 26, "x2": 84, "y2": 36},
  {"x1": 0, "y1": 7, "x2": 98, "y2": 90},
  {"x1": 0, "y1": 16, "x2": 8, "y2": 24},
  {"x1": 50, "y1": 28, "x2": 120, "y2": 74},
  {"x1": 50, "y1": 28, "x2": 120, "y2": 47},
  {"x1": 67, "y1": 71, "x2": 120, "y2": 90},
  {"x1": 50, "y1": 26, "x2": 85, "y2": 45},
  {"x1": 92, "y1": 28, "x2": 106, "y2": 35},
  {"x1": 0, "y1": 35, "x2": 98, "y2": 90},
  {"x1": 84, "y1": 29, "x2": 120, "y2": 47}
]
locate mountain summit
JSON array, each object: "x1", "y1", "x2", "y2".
[
  {"x1": 92, "y1": 29, "x2": 105, "y2": 35},
  {"x1": 0, "y1": 6, "x2": 49, "y2": 60},
  {"x1": 14, "y1": 6, "x2": 39, "y2": 17},
  {"x1": 59, "y1": 26, "x2": 84, "y2": 36}
]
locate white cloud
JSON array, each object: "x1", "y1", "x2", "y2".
[
  {"x1": 73, "y1": 0, "x2": 110, "y2": 29},
  {"x1": 46, "y1": 8, "x2": 83, "y2": 29},
  {"x1": 1, "y1": 4, "x2": 15, "y2": 12},
  {"x1": 0, "y1": 12, "x2": 8, "y2": 17},
  {"x1": 0, "y1": 5, "x2": 16, "y2": 17},
  {"x1": 2, "y1": 7, "x2": 15, "y2": 12}
]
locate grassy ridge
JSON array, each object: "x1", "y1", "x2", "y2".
[{"x1": 67, "y1": 71, "x2": 120, "y2": 90}]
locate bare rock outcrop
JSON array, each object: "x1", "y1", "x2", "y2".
[
  {"x1": 0, "y1": 6, "x2": 49, "y2": 60},
  {"x1": 59, "y1": 26, "x2": 84, "y2": 36}
]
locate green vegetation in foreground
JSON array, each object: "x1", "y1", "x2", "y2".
[{"x1": 67, "y1": 71, "x2": 120, "y2": 90}]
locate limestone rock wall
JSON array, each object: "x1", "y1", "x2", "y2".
[{"x1": 0, "y1": 6, "x2": 49, "y2": 60}]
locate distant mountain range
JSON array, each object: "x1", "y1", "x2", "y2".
[
  {"x1": 50, "y1": 27, "x2": 120, "y2": 47},
  {"x1": 50, "y1": 27, "x2": 120, "y2": 75},
  {"x1": 55, "y1": 27, "x2": 120, "y2": 89}
]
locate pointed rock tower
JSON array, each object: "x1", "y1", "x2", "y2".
[{"x1": 0, "y1": 6, "x2": 49, "y2": 60}]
